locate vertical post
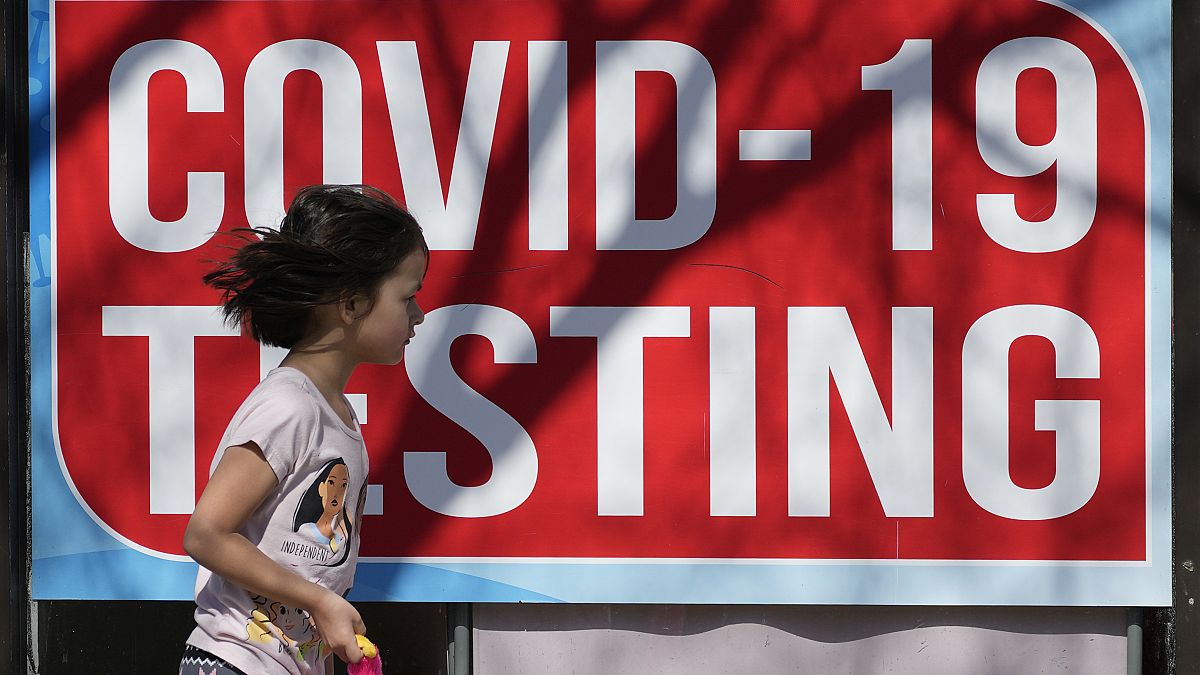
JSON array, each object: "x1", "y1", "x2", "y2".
[
  {"x1": 1127, "y1": 608, "x2": 1144, "y2": 675},
  {"x1": 1171, "y1": 0, "x2": 1200, "y2": 672},
  {"x1": 447, "y1": 603, "x2": 472, "y2": 675},
  {"x1": 1, "y1": 0, "x2": 30, "y2": 672}
]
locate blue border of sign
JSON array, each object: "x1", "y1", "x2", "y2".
[{"x1": 29, "y1": 0, "x2": 1172, "y2": 604}]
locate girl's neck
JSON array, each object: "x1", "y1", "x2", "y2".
[
  {"x1": 280, "y1": 308, "x2": 363, "y2": 423},
  {"x1": 279, "y1": 349, "x2": 357, "y2": 415}
]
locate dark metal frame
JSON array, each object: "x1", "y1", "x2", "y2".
[
  {"x1": 2, "y1": 0, "x2": 31, "y2": 671},
  {"x1": 1167, "y1": 1, "x2": 1199, "y2": 671}
]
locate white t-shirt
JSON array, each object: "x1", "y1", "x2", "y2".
[{"x1": 187, "y1": 367, "x2": 369, "y2": 675}]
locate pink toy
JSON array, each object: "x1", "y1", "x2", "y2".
[{"x1": 347, "y1": 635, "x2": 383, "y2": 675}]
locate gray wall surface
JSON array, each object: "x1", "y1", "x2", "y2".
[{"x1": 474, "y1": 604, "x2": 1127, "y2": 674}]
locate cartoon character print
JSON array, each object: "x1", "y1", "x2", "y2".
[
  {"x1": 292, "y1": 458, "x2": 355, "y2": 566},
  {"x1": 245, "y1": 595, "x2": 279, "y2": 645},
  {"x1": 245, "y1": 595, "x2": 323, "y2": 663}
]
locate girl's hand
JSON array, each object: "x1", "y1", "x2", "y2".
[{"x1": 310, "y1": 590, "x2": 366, "y2": 664}]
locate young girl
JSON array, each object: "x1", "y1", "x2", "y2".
[{"x1": 179, "y1": 184, "x2": 427, "y2": 675}]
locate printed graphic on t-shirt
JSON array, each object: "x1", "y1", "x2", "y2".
[
  {"x1": 282, "y1": 458, "x2": 357, "y2": 567},
  {"x1": 245, "y1": 595, "x2": 325, "y2": 663}
]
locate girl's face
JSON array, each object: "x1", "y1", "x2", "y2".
[
  {"x1": 317, "y1": 464, "x2": 350, "y2": 515},
  {"x1": 352, "y1": 251, "x2": 427, "y2": 365}
]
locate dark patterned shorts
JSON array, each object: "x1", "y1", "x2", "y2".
[{"x1": 178, "y1": 645, "x2": 249, "y2": 675}]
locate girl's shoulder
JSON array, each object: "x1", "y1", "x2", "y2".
[
  {"x1": 251, "y1": 368, "x2": 319, "y2": 402},
  {"x1": 232, "y1": 369, "x2": 323, "y2": 427}
]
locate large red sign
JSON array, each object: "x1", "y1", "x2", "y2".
[{"x1": 54, "y1": 0, "x2": 1147, "y2": 564}]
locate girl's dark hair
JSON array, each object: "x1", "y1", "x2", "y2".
[
  {"x1": 292, "y1": 458, "x2": 353, "y2": 568},
  {"x1": 204, "y1": 184, "x2": 427, "y2": 348}
]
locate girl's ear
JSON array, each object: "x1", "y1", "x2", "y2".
[
  {"x1": 338, "y1": 297, "x2": 355, "y2": 325},
  {"x1": 338, "y1": 294, "x2": 367, "y2": 324}
]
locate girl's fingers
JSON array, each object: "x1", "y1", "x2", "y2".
[{"x1": 329, "y1": 635, "x2": 361, "y2": 664}]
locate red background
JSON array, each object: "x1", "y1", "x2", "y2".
[{"x1": 53, "y1": 0, "x2": 1146, "y2": 560}]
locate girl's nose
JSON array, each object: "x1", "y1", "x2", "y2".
[{"x1": 413, "y1": 300, "x2": 425, "y2": 325}]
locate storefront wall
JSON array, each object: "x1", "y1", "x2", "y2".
[
  {"x1": 474, "y1": 605, "x2": 1128, "y2": 675},
  {"x1": 9, "y1": 0, "x2": 1183, "y2": 672}
]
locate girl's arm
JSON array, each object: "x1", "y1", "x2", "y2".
[{"x1": 183, "y1": 442, "x2": 366, "y2": 665}]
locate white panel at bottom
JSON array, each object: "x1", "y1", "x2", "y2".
[{"x1": 474, "y1": 605, "x2": 1127, "y2": 675}]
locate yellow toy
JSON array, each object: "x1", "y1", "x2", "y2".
[{"x1": 349, "y1": 634, "x2": 382, "y2": 674}]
